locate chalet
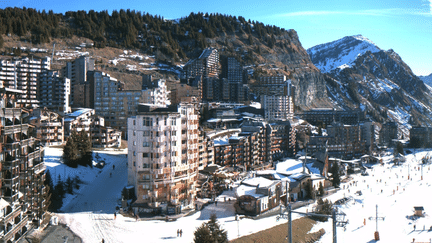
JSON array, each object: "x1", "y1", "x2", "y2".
[
  {"x1": 414, "y1": 206, "x2": 424, "y2": 217},
  {"x1": 236, "y1": 177, "x2": 281, "y2": 215}
]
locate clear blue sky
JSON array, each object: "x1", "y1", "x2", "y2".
[{"x1": 4, "y1": 0, "x2": 432, "y2": 75}]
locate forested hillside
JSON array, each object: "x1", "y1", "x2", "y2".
[
  {"x1": 0, "y1": 8, "x2": 286, "y2": 62},
  {"x1": 0, "y1": 7, "x2": 331, "y2": 109}
]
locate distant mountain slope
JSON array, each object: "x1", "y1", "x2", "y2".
[
  {"x1": 307, "y1": 35, "x2": 380, "y2": 73},
  {"x1": 419, "y1": 73, "x2": 432, "y2": 87},
  {"x1": 308, "y1": 35, "x2": 432, "y2": 134}
]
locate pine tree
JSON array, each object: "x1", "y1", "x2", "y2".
[
  {"x1": 305, "y1": 180, "x2": 316, "y2": 200},
  {"x1": 194, "y1": 224, "x2": 213, "y2": 243},
  {"x1": 330, "y1": 162, "x2": 341, "y2": 188},
  {"x1": 65, "y1": 176, "x2": 74, "y2": 194},
  {"x1": 63, "y1": 135, "x2": 79, "y2": 167},
  {"x1": 194, "y1": 214, "x2": 228, "y2": 243},
  {"x1": 318, "y1": 182, "x2": 325, "y2": 197}
]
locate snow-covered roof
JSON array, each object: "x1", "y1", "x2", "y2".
[
  {"x1": 275, "y1": 158, "x2": 310, "y2": 176},
  {"x1": 0, "y1": 198, "x2": 9, "y2": 210},
  {"x1": 207, "y1": 118, "x2": 221, "y2": 123},
  {"x1": 214, "y1": 137, "x2": 229, "y2": 146},
  {"x1": 289, "y1": 172, "x2": 310, "y2": 181},
  {"x1": 66, "y1": 108, "x2": 93, "y2": 118},
  {"x1": 236, "y1": 184, "x2": 265, "y2": 199},
  {"x1": 241, "y1": 177, "x2": 274, "y2": 188}
]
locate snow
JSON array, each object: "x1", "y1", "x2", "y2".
[
  {"x1": 44, "y1": 147, "x2": 432, "y2": 243},
  {"x1": 308, "y1": 35, "x2": 381, "y2": 73},
  {"x1": 313, "y1": 150, "x2": 432, "y2": 243}
]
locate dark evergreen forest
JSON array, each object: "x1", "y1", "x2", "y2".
[{"x1": 0, "y1": 7, "x2": 288, "y2": 61}]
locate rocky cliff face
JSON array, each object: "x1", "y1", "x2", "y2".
[
  {"x1": 307, "y1": 35, "x2": 432, "y2": 135},
  {"x1": 247, "y1": 30, "x2": 330, "y2": 109}
]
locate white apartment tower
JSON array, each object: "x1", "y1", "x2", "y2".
[
  {"x1": 0, "y1": 57, "x2": 51, "y2": 107},
  {"x1": 258, "y1": 77, "x2": 295, "y2": 120},
  {"x1": 127, "y1": 103, "x2": 199, "y2": 214}
]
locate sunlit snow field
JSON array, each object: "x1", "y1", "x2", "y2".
[{"x1": 43, "y1": 147, "x2": 432, "y2": 243}]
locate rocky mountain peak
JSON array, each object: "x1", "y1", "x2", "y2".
[
  {"x1": 307, "y1": 35, "x2": 381, "y2": 73},
  {"x1": 308, "y1": 35, "x2": 432, "y2": 135}
]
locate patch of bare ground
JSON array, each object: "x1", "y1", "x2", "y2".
[{"x1": 230, "y1": 217, "x2": 325, "y2": 243}]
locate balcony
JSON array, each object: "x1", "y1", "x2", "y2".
[
  {"x1": 4, "y1": 157, "x2": 20, "y2": 168},
  {"x1": 2, "y1": 124, "x2": 29, "y2": 135},
  {"x1": 3, "y1": 215, "x2": 28, "y2": 242},
  {"x1": 33, "y1": 163, "x2": 46, "y2": 174},
  {"x1": 2, "y1": 205, "x2": 22, "y2": 223}
]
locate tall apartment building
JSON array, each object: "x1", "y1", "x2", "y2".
[
  {"x1": 254, "y1": 75, "x2": 288, "y2": 96},
  {"x1": 220, "y1": 56, "x2": 248, "y2": 103},
  {"x1": 224, "y1": 57, "x2": 243, "y2": 84},
  {"x1": 299, "y1": 108, "x2": 364, "y2": 126},
  {"x1": 410, "y1": 126, "x2": 432, "y2": 148},
  {"x1": 262, "y1": 95, "x2": 294, "y2": 121},
  {"x1": 63, "y1": 108, "x2": 95, "y2": 137},
  {"x1": 90, "y1": 115, "x2": 122, "y2": 148},
  {"x1": 127, "y1": 103, "x2": 200, "y2": 215},
  {"x1": 0, "y1": 57, "x2": 50, "y2": 108},
  {"x1": 37, "y1": 70, "x2": 71, "y2": 114},
  {"x1": 62, "y1": 56, "x2": 94, "y2": 107},
  {"x1": 308, "y1": 122, "x2": 366, "y2": 159},
  {"x1": 169, "y1": 83, "x2": 201, "y2": 105},
  {"x1": 181, "y1": 48, "x2": 219, "y2": 81},
  {"x1": 253, "y1": 76, "x2": 295, "y2": 120},
  {"x1": 0, "y1": 88, "x2": 47, "y2": 242},
  {"x1": 30, "y1": 108, "x2": 65, "y2": 146},
  {"x1": 379, "y1": 122, "x2": 399, "y2": 147},
  {"x1": 89, "y1": 71, "x2": 170, "y2": 137}
]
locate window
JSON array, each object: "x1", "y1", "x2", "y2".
[
  {"x1": 143, "y1": 153, "x2": 149, "y2": 158},
  {"x1": 143, "y1": 163, "x2": 150, "y2": 168},
  {"x1": 143, "y1": 117, "x2": 152, "y2": 126},
  {"x1": 143, "y1": 183, "x2": 150, "y2": 189},
  {"x1": 171, "y1": 120, "x2": 176, "y2": 126},
  {"x1": 172, "y1": 131, "x2": 176, "y2": 136},
  {"x1": 133, "y1": 141, "x2": 136, "y2": 146},
  {"x1": 133, "y1": 151, "x2": 136, "y2": 156},
  {"x1": 133, "y1": 131, "x2": 136, "y2": 136},
  {"x1": 172, "y1": 141, "x2": 176, "y2": 146},
  {"x1": 143, "y1": 131, "x2": 150, "y2": 137},
  {"x1": 143, "y1": 142, "x2": 150, "y2": 147},
  {"x1": 133, "y1": 119, "x2": 136, "y2": 125}
]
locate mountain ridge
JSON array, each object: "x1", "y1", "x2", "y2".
[{"x1": 308, "y1": 35, "x2": 432, "y2": 135}]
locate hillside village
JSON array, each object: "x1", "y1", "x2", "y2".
[{"x1": 1, "y1": 8, "x2": 432, "y2": 243}]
